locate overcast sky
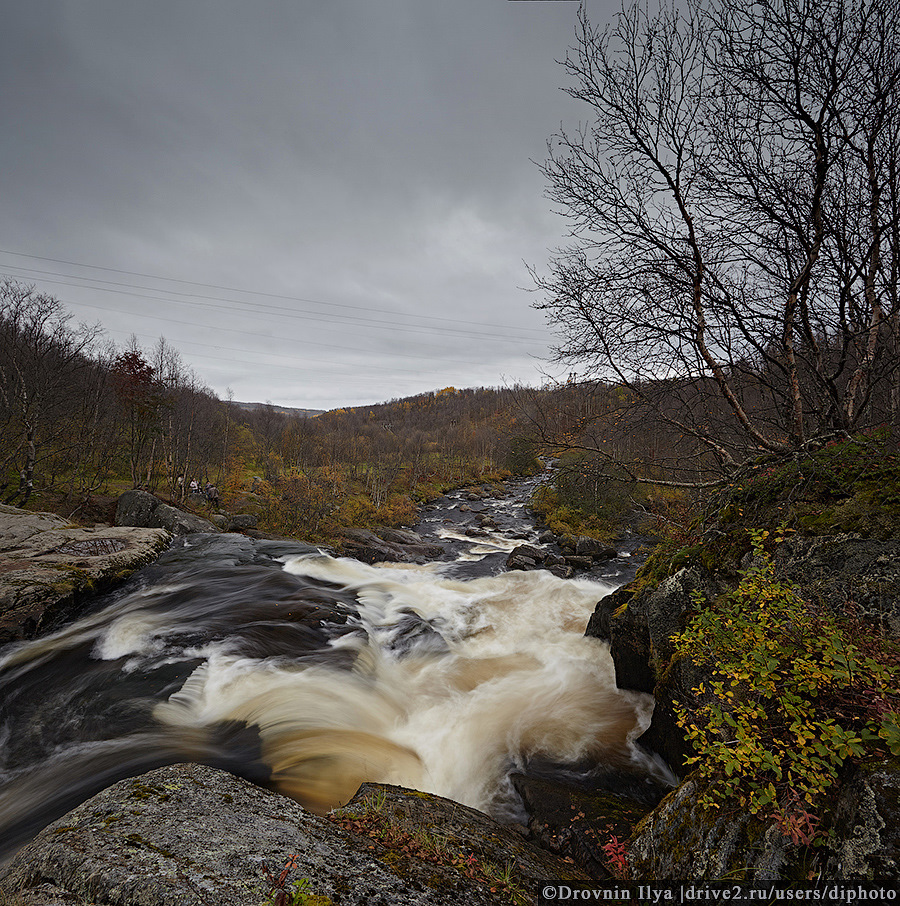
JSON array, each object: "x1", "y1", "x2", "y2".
[{"x1": 0, "y1": 0, "x2": 618, "y2": 410}]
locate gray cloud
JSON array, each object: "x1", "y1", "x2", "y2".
[{"x1": 0, "y1": 0, "x2": 618, "y2": 409}]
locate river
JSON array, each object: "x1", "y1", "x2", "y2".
[{"x1": 0, "y1": 476, "x2": 657, "y2": 860}]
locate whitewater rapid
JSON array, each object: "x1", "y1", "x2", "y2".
[
  {"x1": 0, "y1": 483, "x2": 657, "y2": 860},
  {"x1": 154, "y1": 554, "x2": 648, "y2": 815}
]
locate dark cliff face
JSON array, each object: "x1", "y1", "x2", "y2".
[
  {"x1": 586, "y1": 566, "x2": 723, "y2": 773},
  {"x1": 585, "y1": 533, "x2": 900, "y2": 881}
]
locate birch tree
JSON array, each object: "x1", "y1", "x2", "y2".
[{"x1": 535, "y1": 0, "x2": 900, "y2": 477}]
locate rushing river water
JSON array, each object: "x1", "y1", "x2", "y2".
[{"x1": 0, "y1": 476, "x2": 658, "y2": 860}]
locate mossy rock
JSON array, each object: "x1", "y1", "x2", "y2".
[
  {"x1": 825, "y1": 757, "x2": 900, "y2": 879},
  {"x1": 331, "y1": 782, "x2": 587, "y2": 903},
  {"x1": 628, "y1": 774, "x2": 809, "y2": 880}
]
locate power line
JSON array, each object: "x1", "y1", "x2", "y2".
[
  {"x1": 7, "y1": 282, "x2": 540, "y2": 367},
  {"x1": 0, "y1": 265, "x2": 547, "y2": 346},
  {"x1": 0, "y1": 248, "x2": 549, "y2": 338}
]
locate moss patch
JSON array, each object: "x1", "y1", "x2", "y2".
[{"x1": 629, "y1": 432, "x2": 900, "y2": 594}]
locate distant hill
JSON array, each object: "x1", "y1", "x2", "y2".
[{"x1": 230, "y1": 401, "x2": 325, "y2": 417}]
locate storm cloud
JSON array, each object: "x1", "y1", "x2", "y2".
[{"x1": 0, "y1": 0, "x2": 617, "y2": 409}]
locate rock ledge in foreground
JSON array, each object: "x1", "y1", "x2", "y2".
[{"x1": 1, "y1": 763, "x2": 585, "y2": 906}]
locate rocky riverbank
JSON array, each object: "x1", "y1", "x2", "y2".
[
  {"x1": 0, "y1": 504, "x2": 171, "y2": 644},
  {"x1": 7, "y1": 453, "x2": 894, "y2": 891},
  {"x1": 0, "y1": 480, "x2": 661, "y2": 900},
  {"x1": 586, "y1": 534, "x2": 900, "y2": 880}
]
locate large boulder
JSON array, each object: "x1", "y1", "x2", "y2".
[
  {"x1": 0, "y1": 504, "x2": 171, "y2": 643},
  {"x1": 505, "y1": 543, "x2": 546, "y2": 571},
  {"x1": 378, "y1": 526, "x2": 425, "y2": 546},
  {"x1": 226, "y1": 513, "x2": 258, "y2": 532},
  {"x1": 0, "y1": 764, "x2": 585, "y2": 905},
  {"x1": 113, "y1": 489, "x2": 160, "y2": 529},
  {"x1": 115, "y1": 490, "x2": 218, "y2": 535},
  {"x1": 575, "y1": 536, "x2": 617, "y2": 560},
  {"x1": 153, "y1": 504, "x2": 218, "y2": 535}
]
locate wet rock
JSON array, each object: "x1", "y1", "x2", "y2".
[
  {"x1": 513, "y1": 772, "x2": 661, "y2": 879},
  {"x1": 0, "y1": 505, "x2": 171, "y2": 643},
  {"x1": 564, "y1": 555, "x2": 594, "y2": 571},
  {"x1": 575, "y1": 537, "x2": 617, "y2": 560},
  {"x1": 513, "y1": 543, "x2": 545, "y2": 561},
  {"x1": 506, "y1": 552, "x2": 538, "y2": 571},
  {"x1": 586, "y1": 567, "x2": 716, "y2": 694},
  {"x1": 586, "y1": 568, "x2": 721, "y2": 772},
  {"x1": 541, "y1": 551, "x2": 574, "y2": 578},
  {"x1": 339, "y1": 528, "x2": 404, "y2": 563},
  {"x1": 586, "y1": 587, "x2": 654, "y2": 694},
  {"x1": 537, "y1": 530, "x2": 557, "y2": 545},
  {"x1": 546, "y1": 564, "x2": 575, "y2": 579},
  {"x1": 557, "y1": 534, "x2": 578, "y2": 552},
  {"x1": 378, "y1": 527, "x2": 425, "y2": 546},
  {"x1": 505, "y1": 544, "x2": 546, "y2": 570},
  {"x1": 380, "y1": 609, "x2": 449, "y2": 656},
  {"x1": 0, "y1": 764, "x2": 585, "y2": 906},
  {"x1": 339, "y1": 527, "x2": 444, "y2": 565},
  {"x1": 636, "y1": 652, "x2": 710, "y2": 774}
]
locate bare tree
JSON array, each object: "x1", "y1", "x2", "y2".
[
  {"x1": 0, "y1": 280, "x2": 102, "y2": 505},
  {"x1": 534, "y1": 0, "x2": 900, "y2": 480}
]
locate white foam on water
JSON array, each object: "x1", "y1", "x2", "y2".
[{"x1": 153, "y1": 554, "x2": 650, "y2": 816}]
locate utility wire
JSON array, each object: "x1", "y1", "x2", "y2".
[
  {"x1": 0, "y1": 265, "x2": 546, "y2": 346},
  {"x1": 0, "y1": 249, "x2": 549, "y2": 337}
]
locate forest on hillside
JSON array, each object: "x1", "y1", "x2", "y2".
[
  {"x1": 0, "y1": 277, "x2": 723, "y2": 542},
  {"x1": 3, "y1": 272, "x2": 897, "y2": 545},
  {"x1": 0, "y1": 279, "x2": 550, "y2": 539}
]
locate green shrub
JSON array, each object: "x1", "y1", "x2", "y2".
[{"x1": 673, "y1": 530, "x2": 900, "y2": 840}]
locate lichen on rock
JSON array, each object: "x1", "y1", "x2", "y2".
[{"x1": 0, "y1": 764, "x2": 585, "y2": 906}]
